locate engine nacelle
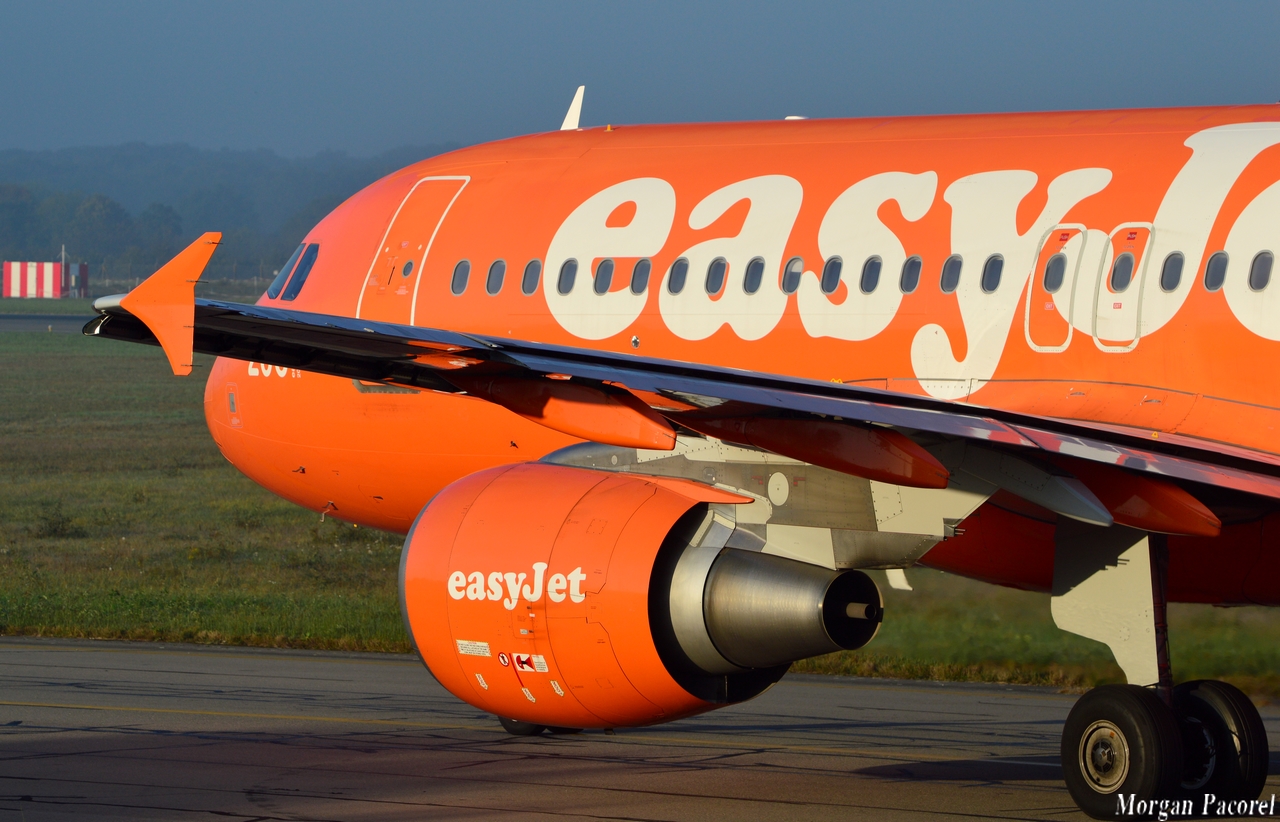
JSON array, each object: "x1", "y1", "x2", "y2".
[{"x1": 399, "y1": 463, "x2": 882, "y2": 728}]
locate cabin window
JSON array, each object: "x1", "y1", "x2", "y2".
[
  {"x1": 1159, "y1": 252, "x2": 1184, "y2": 292},
  {"x1": 557, "y1": 259, "x2": 578, "y2": 295},
  {"x1": 1042, "y1": 253, "x2": 1066, "y2": 293},
  {"x1": 781, "y1": 256, "x2": 804, "y2": 294},
  {"x1": 521, "y1": 259, "x2": 541, "y2": 295},
  {"x1": 594, "y1": 258, "x2": 614, "y2": 294},
  {"x1": 860, "y1": 256, "x2": 882, "y2": 294},
  {"x1": 667, "y1": 257, "x2": 689, "y2": 294},
  {"x1": 900, "y1": 256, "x2": 922, "y2": 293},
  {"x1": 630, "y1": 258, "x2": 651, "y2": 294},
  {"x1": 743, "y1": 256, "x2": 765, "y2": 294},
  {"x1": 705, "y1": 257, "x2": 727, "y2": 294},
  {"x1": 939, "y1": 255, "x2": 963, "y2": 293},
  {"x1": 1109, "y1": 252, "x2": 1135, "y2": 292},
  {"x1": 281, "y1": 244, "x2": 319, "y2": 301},
  {"x1": 267, "y1": 244, "x2": 304, "y2": 299},
  {"x1": 401, "y1": 260, "x2": 414, "y2": 278},
  {"x1": 485, "y1": 260, "x2": 506, "y2": 295},
  {"x1": 820, "y1": 256, "x2": 843, "y2": 295},
  {"x1": 1204, "y1": 251, "x2": 1228, "y2": 292},
  {"x1": 450, "y1": 260, "x2": 471, "y2": 295},
  {"x1": 1250, "y1": 251, "x2": 1273, "y2": 291},
  {"x1": 981, "y1": 255, "x2": 1003, "y2": 294}
]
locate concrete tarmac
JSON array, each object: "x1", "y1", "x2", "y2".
[
  {"x1": 0, "y1": 639, "x2": 1275, "y2": 821},
  {"x1": 0, "y1": 315, "x2": 94, "y2": 333}
]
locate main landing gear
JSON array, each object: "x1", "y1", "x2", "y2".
[
  {"x1": 1052, "y1": 525, "x2": 1269, "y2": 818},
  {"x1": 1062, "y1": 679, "x2": 1268, "y2": 818}
]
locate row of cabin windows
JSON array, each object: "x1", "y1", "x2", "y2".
[
  {"x1": 450, "y1": 255, "x2": 929, "y2": 297},
  {"x1": 447, "y1": 249, "x2": 1279, "y2": 298},
  {"x1": 1040, "y1": 249, "x2": 1276, "y2": 295}
]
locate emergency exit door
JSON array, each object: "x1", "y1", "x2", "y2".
[
  {"x1": 356, "y1": 176, "x2": 468, "y2": 324},
  {"x1": 1024, "y1": 224, "x2": 1088, "y2": 352},
  {"x1": 1092, "y1": 223, "x2": 1153, "y2": 352}
]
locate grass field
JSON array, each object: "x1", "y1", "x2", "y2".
[
  {"x1": 2, "y1": 330, "x2": 1278, "y2": 697},
  {"x1": 0, "y1": 279, "x2": 266, "y2": 315}
]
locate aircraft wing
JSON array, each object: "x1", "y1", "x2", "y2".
[{"x1": 85, "y1": 291, "x2": 1280, "y2": 507}]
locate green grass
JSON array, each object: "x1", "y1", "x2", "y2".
[
  {"x1": 797, "y1": 569, "x2": 1280, "y2": 698},
  {"x1": 0, "y1": 332, "x2": 408, "y2": 651},
  {"x1": 2, "y1": 331, "x2": 1278, "y2": 698}
]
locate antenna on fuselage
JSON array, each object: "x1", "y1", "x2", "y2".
[{"x1": 560, "y1": 85, "x2": 585, "y2": 131}]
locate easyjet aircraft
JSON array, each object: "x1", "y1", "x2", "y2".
[{"x1": 88, "y1": 94, "x2": 1280, "y2": 818}]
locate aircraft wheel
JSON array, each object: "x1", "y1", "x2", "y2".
[
  {"x1": 498, "y1": 716, "x2": 546, "y2": 736},
  {"x1": 1174, "y1": 679, "x2": 1269, "y2": 801},
  {"x1": 1061, "y1": 684, "x2": 1183, "y2": 819}
]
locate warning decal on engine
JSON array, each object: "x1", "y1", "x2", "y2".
[
  {"x1": 514, "y1": 653, "x2": 549, "y2": 673},
  {"x1": 456, "y1": 639, "x2": 491, "y2": 657}
]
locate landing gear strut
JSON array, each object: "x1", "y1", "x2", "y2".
[{"x1": 1053, "y1": 527, "x2": 1269, "y2": 818}]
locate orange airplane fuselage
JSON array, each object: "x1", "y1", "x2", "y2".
[{"x1": 204, "y1": 104, "x2": 1280, "y2": 600}]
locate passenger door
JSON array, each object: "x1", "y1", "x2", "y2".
[
  {"x1": 357, "y1": 176, "x2": 468, "y2": 324},
  {"x1": 1024, "y1": 224, "x2": 1088, "y2": 353},
  {"x1": 1092, "y1": 223, "x2": 1153, "y2": 352}
]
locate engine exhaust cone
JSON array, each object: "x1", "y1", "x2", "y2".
[{"x1": 702, "y1": 549, "x2": 883, "y2": 670}]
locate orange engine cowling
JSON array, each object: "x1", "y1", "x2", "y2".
[{"x1": 399, "y1": 462, "x2": 882, "y2": 729}]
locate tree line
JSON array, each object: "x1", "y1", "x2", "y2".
[
  {"x1": 0, "y1": 182, "x2": 341, "y2": 283},
  {"x1": 0, "y1": 141, "x2": 460, "y2": 286}
]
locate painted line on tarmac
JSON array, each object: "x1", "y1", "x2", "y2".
[
  {"x1": 0, "y1": 640, "x2": 417, "y2": 667},
  {"x1": 783, "y1": 676, "x2": 1081, "y2": 703},
  {"x1": 0, "y1": 700, "x2": 1062, "y2": 766},
  {"x1": 600, "y1": 729, "x2": 1059, "y2": 765},
  {"x1": 0, "y1": 700, "x2": 487, "y2": 731},
  {"x1": 0, "y1": 642, "x2": 1079, "y2": 703}
]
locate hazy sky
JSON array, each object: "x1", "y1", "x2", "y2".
[{"x1": 3, "y1": 1, "x2": 1279, "y2": 157}]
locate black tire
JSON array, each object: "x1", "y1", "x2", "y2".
[
  {"x1": 1174, "y1": 679, "x2": 1269, "y2": 801},
  {"x1": 545, "y1": 726, "x2": 583, "y2": 735},
  {"x1": 498, "y1": 716, "x2": 546, "y2": 736},
  {"x1": 1061, "y1": 684, "x2": 1184, "y2": 819}
]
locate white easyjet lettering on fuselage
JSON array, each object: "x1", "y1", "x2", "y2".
[
  {"x1": 542, "y1": 123, "x2": 1280, "y2": 399},
  {"x1": 447, "y1": 563, "x2": 588, "y2": 610},
  {"x1": 247, "y1": 362, "x2": 301, "y2": 378}
]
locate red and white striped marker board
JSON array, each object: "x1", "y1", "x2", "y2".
[{"x1": 2, "y1": 262, "x2": 89, "y2": 298}]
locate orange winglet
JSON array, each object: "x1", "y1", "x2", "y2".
[
  {"x1": 1050, "y1": 455, "x2": 1222, "y2": 537},
  {"x1": 682, "y1": 416, "x2": 950, "y2": 489},
  {"x1": 118, "y1": 232, "x2": 221, "y2": 376}
]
